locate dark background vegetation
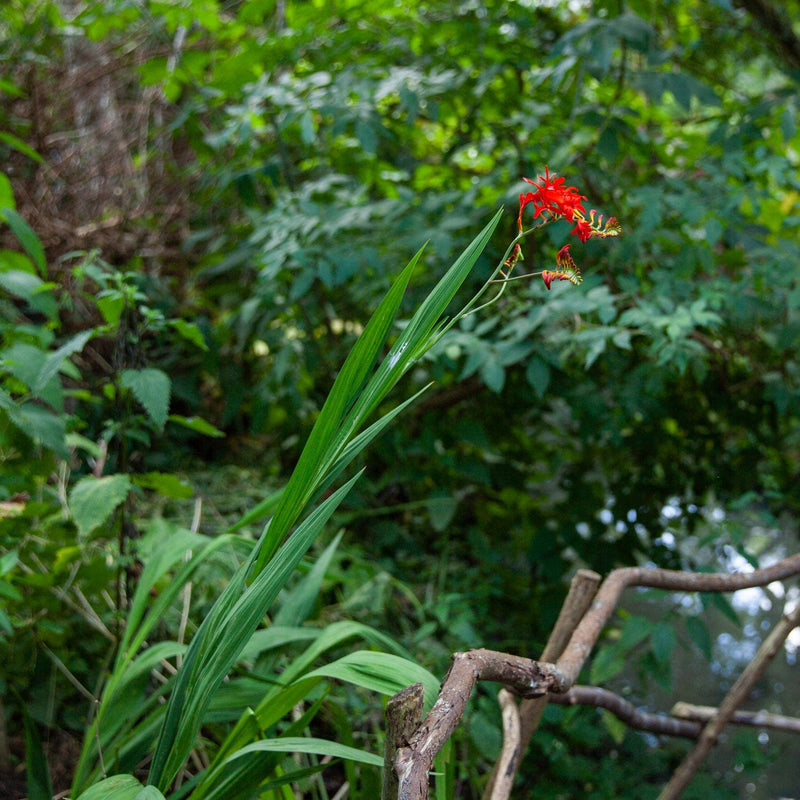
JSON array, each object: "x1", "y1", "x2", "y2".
[{"x1": 1, "y1": 0, "x2": 799, "y2": 797}]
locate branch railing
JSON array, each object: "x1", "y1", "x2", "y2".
[{"x1": 382, "y1": 553, "x2": 800, "y2": 800}]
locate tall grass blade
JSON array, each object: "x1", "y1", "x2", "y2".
[
  {"x1": 21, "y1": 707, "x2": 52, "y2": 800},
  {"x1": 193, "y1": 619, "x2": 413, "y2": 796},
  {"x1": 272, "y1": 530, "x2": 343, "y2": 628},
  {"x1": 149, "y1": 472, "x2": 362, "y2": 790},
  {"x1": 255, "y1": 250, "x2": 423, "y2": 570},
  {"x1": 72, "y1": 533, "x2": 235, "y2": 793}
]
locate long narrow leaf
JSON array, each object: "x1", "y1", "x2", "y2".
[
  {"x1": 196, "y1": 690, "x2": 329, "y2": 800},
  {"x1": 195, "y1": 619, "x2": 413, "y2": 795},
  {"x1": 22, "y1": 709, "x2": 53, "y2": 800},
  {"x1": 347, "y1": 208, "x2": 504, "y2": 427},
  {"x1": 74, "y1": 775, "x2": 146, "y2": 800},
  {"x1": 224, "y1": 737, "x2": 384, "y2": 767},
  {"x1": 272, "y1": 530, "x2": 343, "y2": 628},
  {"x1": 72, "y1": 534, "x2": 235, "y2": 793},
  {"x1": 303, "y1": 651, "x2": 439, "y2": 710},
  {"x1": 255, "y1": 249, "x2": 424, "y2": 570},
  {"x1": 119, "y1": 531, "x2": 237, "y2": 665},
  {"x1": 149, "y1": 472, "x2": 362, "y2": 790},
  {"x1": 271, "y1": 211, "x2": 503, "y2": 555}
]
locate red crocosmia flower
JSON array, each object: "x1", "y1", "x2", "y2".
[
  {"x1": 556, "y1": 244, "x2": 575, "y2": 267},
  {"x1": 511, "y1": 169, "x2": 620, "y2": 293},
  {"x1": 541, "y1": 244, "x2": 583, "y2": 290},
  {"x1": 518, "y1": 166, "x2": 587, "y2": 231},
  {"x1": 570, "y1": 215, "x2": 594, "y2": 243}
]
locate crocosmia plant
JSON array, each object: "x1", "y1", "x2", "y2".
[
  {"x1": 70, "y1": 167, "x2": 620, "y2": 800},
  {"x1": 499, "y1": 166, "x2": 621, "y2": 292}
]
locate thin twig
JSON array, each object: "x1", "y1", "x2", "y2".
[
  {"x1": 40, "y1": 643, "x2": 96, "y2": 703},
  {"x1": 671, "y1": 702, "x2": 800, "y2": 734},
  {"x1": 550, "y1": 686, "x2": 700, "y2": 739},
  {"x1": 657, "y1": 599, "x2": 800, "y2": 799},
  {"x1": 489, "y1": 690, "x2": 521, "y2": 800}
]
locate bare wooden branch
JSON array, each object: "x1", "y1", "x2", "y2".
[
  {"x1": 488, "y1": 689, "x2": 521, "y2": 800},
  {"x1": 395, "y1": 650, "x2": 564, "y2": 799},
  {"x1": 482, "y1": 569, "x2": 602, "y2": 800},
  {"x1": 549, "y1": 689, "x2": 800, "y2": 739},
  {"x1": 383, "y1": 684, "x2": 424, "y2": 800},
  {"x1": 658, "y1": 600, "x2": 800, "y2": 799},
  {"x1": 393, "y1": 554, "x2": 800, "y2": 800},
  {"x1": 671, "y1": 702, "x2": 800, "y2": 734},
  {"x1": 519, "y1": 568, "x2": 603, "y2": 741},
  {"x1": 550, "y1": 686, "x2": 701, "y2": 738},
  {"x1": 555, "y1": 555, "x2": 800, "y2": 690}
]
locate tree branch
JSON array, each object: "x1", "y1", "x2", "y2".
[
  {"x1": 394, "y1": 650, "x2": 564, "y2": 799},
  {"x1": 671, "y1": 702, "x2": 800, "y2": 734},
  {"x1": 555, "y1": 555, "x2": 800, "y2": 690},
  {"x1": 550, "y1": 688, "x2": 800, "y2": 739},
  {"x1": 394, "y1": 554, "x2": 800, "y2": 800},
  {"x1": 550, "y1": 685, "x2": 701, "y2": 738},
  {"x1": 658, "y1": 599, "x2": 800, "y2": 799},
  {"x1": 488, "y1": 689, "x2": 521, "y2": 800},
  {"x1": 482, "y1": 569, "x2": 601, "y2": 800}
]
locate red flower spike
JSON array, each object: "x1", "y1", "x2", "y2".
[
  {"x1": 509, "y1": 168, "x2": 619, "y2": 293},
  {"x1": 570, "y1": 209, "x2": 622, "y2": 242},
  {"x1": 518, "y1": 166, "x2": 587, "y2": 231}
]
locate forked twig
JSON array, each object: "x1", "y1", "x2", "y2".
[{"x1": 394, "y1": 554, "x2": 800, "y2": 800}]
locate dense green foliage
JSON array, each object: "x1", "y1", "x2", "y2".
[{"x1": 1, "y1": 0, "x2": 800, "y2": 797}]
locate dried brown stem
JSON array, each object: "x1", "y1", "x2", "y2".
[
  {"x1": 550, "y1": 686, "x2": 701, "y2": 739},
  {"x1": 483, "y1": 569, "x2": 601, "y2": 800},
  {"x1": 658, "y1": 600, "x2": 800, "y2": 800},
  {"x1": 489, "y1": 689, "x2": 521, "y2": 800},
  {"x1": 671, "y1": 702, "x2": 800, "y2": 734}
]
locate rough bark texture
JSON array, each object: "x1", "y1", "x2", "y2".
[
  {"x1": 383, "y1": 683, "x2": 424, "y2": 800},
  {"x1": 482, "y1": 569, "x2": 601, "y2": 800}
]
